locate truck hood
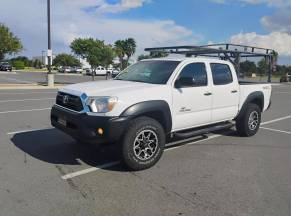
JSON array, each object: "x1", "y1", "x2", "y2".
[{"x1": 60, "y1": 80, "x2": 159, "y2": 97}]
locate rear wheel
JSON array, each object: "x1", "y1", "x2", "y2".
[
  {"x1": 121, "y1": 117, "x2": 165, "y2": 171},
  {"x1": 236, "y1": 103, "x2": 261, "y2": 137}
]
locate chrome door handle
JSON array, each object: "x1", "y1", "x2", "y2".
[{"x1": 204, "y1": 92, "x2": 212, "y2": 96}]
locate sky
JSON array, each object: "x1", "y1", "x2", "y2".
[{"x1": 1, "y1": 0, "x2": 291, "y2": 64}]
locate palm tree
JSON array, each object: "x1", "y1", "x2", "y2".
[
  {"x1": 114, "y1": 38, "x2": 136, "y2": 70},
  {"x1": 271, "y1": 50, "x2": 278, "y2": 70},
  {"x1": 124, "y1": 38, "x2": 136, "y2": 64},
  {"x1": 114, "y1": 40, "x2": 126, "y2": 70}
]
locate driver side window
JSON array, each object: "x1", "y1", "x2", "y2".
[{"x1": 178, "y1": 63, "x2": 208, "y2": 87}]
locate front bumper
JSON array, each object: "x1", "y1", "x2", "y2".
[
  {"x1": 51, "y1": 105, "x2": 129, "y2": 144},
  {"x1": 1, "y1": 67, "x2": 11, "y2": 71}
]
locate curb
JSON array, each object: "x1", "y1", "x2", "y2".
[
  {"x1": 0, "y1": 71, "x2": 18, "y2": 74},
  {"x1": 0, "y1": 84, "x2": 64, "y2": 90},
  {"x1": 15, "y1": 70, "x2": 55, "y2": 73},
  {"x1": 15, "y1": 71, "x2": 85, "y2": 76}
]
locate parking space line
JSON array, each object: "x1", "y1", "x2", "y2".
[
  {"x1": 61, "y1": 161, "x2": 121, "y2": 180},
  {"x1": 261, "y1": 115, "x2": 291, "y2": 125},
  {"x1": 260, "y1": 127, "x2": 291, "y2": 135},
  {"x1": 0, "y1": 108, "x2": 50, "y2": 114},
  {"x1": 274, "y1": 92, "x2": 291, "y2": 94},
  {"x1": 0, "y1": 98, "x2": 55, "y2": 103},
  {"x1": 7, "y1": 127, "x2": 53, "y2": 135}
]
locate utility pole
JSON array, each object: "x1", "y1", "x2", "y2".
[
  {"x1": 268, "y1": 55, "x2": 272, "y2": 83},
  {"x1": 47, "y1": 0, "x2": 54, "y2": 87}
]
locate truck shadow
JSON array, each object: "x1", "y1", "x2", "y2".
[
  {"x1": 10, "y1": 128, "x2": 127, "y2": 172},
  {"x1": 10, "y1": 128, "x2": 241, "y2": 173}
]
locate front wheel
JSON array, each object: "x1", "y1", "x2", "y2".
[
  {"x1": 236, "y1": 103, "x2": 261, "y2": 137},
  {"x1": 121, "y1": 117, "x2": 165, "y2": 171}
]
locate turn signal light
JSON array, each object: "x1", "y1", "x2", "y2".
[{"x1": 97, "y1": 128, "x2": 104, "y2": 135}]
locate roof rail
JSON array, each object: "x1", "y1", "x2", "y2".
[{"x1": 145, "y1": 43, "x2": 275, "y2": 58}]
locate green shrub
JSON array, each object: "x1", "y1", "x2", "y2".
[{"x1": 12, "y1": 60, "x2": 25, "y2": 70}]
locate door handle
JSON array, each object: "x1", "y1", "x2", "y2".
[
  {"x1": 204, "y1": 92, "x2": 212, "y2": 96},
  {"x1": 231, "y1": 90, "x2": 238, "y2": 93}
]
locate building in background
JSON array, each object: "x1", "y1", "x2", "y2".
[{"x1": 32, "y1": 54, "x2": 55, "y2": 66}]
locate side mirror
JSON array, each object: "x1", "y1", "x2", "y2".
[{"x1": 175, "y1": 77, "x2": 195, "y2": 88}]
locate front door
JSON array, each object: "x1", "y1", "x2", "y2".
[{"x1": 172, "y1": 62, "x2": 212, "y2": 131}]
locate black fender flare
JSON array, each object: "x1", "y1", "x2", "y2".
[
  {"x1": 235, "y1": 91, "x2": 264, "y2": 120},
  {"x1": 120, "y1": 100, "x2": 172, "y2": 134}
]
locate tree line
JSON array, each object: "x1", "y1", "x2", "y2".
[
  {"x1": 240, "y1": 58, "x2": 289, "y2": 77},
  {"x1": 0, "y1": 23, "x2": 138, "y2": 70}
]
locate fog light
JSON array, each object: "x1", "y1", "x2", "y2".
[{"x1": 97, "y1": 128, "x2": 104, "y2": 135}]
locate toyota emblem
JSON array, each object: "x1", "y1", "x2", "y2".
[{"x1": 63, "y1": 95, "x2": 69, "y2": 104}]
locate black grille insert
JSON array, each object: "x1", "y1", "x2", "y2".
[{"x1": 56, "y1": 92, "x2": 83, "y2": 112}]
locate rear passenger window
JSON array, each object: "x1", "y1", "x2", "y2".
[
  {"x1": 210, "y1": 63, "x2": 233, "y2": 85},
  {"x1": 178, "y1": 63, "x2": 208, "y2": 87}
]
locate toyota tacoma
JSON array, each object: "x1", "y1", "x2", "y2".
[{"x1": 51, "y1": 55, "x2": 272, "y2": 170}]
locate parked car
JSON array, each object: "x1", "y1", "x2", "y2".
[
  {"x1": 106, "y1": 68, "x2": 120, "y2": 78},
  {"x1": 85, "y1": 66, "x2": 107, "y2": 76},
  {"x1": 72, "y1": 66, "x2": 83, "y2": 73},
  {"x1": 107, "y1": 67, "x2": 114, "y2": 74},
  {"x1": 280, "y1": 73, "x2": 291, "y2": 82},
  {"x1": 0, "y1": 62, "x2": 12, "y2": 71},
  {"x1": 95, "y1": 66, "x2": 107, "y2": 76},
  {"x1": 59, "y1": 66, "x2": 72, "y2": 73},
  {"x1": 51, "y1": 56, "x2": 272, "y2": 171},
  {"x1": 85, "y1": 68, "x2": 93, "y2": 76},
  {"x1": 111, "y1": 69, "x2": 120, "y2": 78}
]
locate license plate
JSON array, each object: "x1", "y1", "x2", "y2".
[{"x1": 58, "y1": 117, "x2": 67, "y2": 127}]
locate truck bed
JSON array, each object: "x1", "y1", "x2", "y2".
[{"x1": 239, "y1": 82, "x2": 272, "y2": 111}]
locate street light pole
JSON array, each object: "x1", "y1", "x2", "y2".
[{"x1": 47, "y1": 0, "x2": 54, "y2": 87}]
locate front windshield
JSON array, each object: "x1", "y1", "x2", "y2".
[{"x1": 115, "y1": 60, "x2": 180, "y2": 84}]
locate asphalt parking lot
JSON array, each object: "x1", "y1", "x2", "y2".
[{"x1": 0, "y1": 83, "x2": 291, "y2": 216}]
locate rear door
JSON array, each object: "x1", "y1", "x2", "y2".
[
  {"x1": 210, "y1": 63, "x2": 239, "y2": 122},
  {"x1": 172, "y1": 62, "x2": 212, "y2": 131}
]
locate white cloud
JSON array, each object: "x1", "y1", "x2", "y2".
[
  {"x1": 261, "y1": 9, "x2": 291, "y2": 33},
  {"x1": 97, "y1": 0, "x2": 151, "y2": 13},
  {"x1": 0, "y1": 0, "x2": 201, "y2": 58},
  {"x1": 229, "y1": 31, "x2": 291, "y2": 55}
]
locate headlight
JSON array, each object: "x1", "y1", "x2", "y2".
[{"x1": 86, "y1": 96, "x2": 118, "y2": 113}]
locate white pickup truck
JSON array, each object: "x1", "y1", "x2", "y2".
[{"x1": 51, "y1": 57, "x2": 272, "y2": 170}]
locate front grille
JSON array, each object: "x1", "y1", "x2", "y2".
[{"x1": 56, "y1": 92, "x2": 83, "y2": 112}]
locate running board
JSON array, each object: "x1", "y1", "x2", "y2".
[{"x1": 173, "y1": 122, "x2": 234, "y2": 139}]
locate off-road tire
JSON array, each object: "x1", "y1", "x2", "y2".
[
  {"x1": 236, "y1": 103, "x2": 261, "y2": 137},
  {"x1": 121, "y1": 117, "x2": 165, "y2": 171}
]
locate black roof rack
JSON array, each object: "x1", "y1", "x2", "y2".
[
  {"x1": 145, "y1": 43, "x2": 275, "y2": 57},
  {"x1": 144, "y1": 43, "x2": 276, "y2": 82}
]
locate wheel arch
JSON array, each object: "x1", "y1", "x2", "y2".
[
  {"x1": 235, "y1": 91, "x2": 264, "y2": 120},
  {"x1": 120, "y1": 100, "x2": 172, "y2": 134}
]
